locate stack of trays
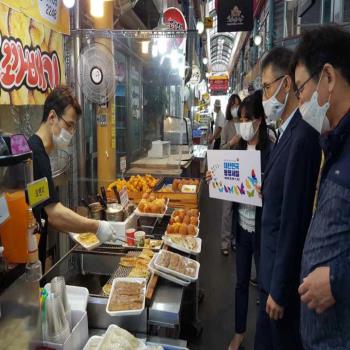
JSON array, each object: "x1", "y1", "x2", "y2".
[{"x1": 148, "y1": 249, "x2": 200, "y2": 287}]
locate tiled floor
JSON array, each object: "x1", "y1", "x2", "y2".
[{"x1": 187, "y1": 185, "x2": 259, "y2": 350}]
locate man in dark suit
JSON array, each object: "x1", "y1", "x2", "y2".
[{"x1": 254, "y1": 48, "x2": 321, "y2": 350}]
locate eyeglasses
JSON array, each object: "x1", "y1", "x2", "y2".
[
  {"x1": 59, "y1": 116, "x2": 76, "y2": 133},
  {"x1": 262, "y1": 75, "x2": 285, "y2": 98},
  {"x1": 294, "y1": 71, "x2": 319, "y2": 99}
]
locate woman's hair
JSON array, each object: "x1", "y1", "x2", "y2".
[
  {"x1": 237, "y1": 90, "x2": 269, "y2": 150},
  {"x1": 225, "y1": 94, "x2": 241, "y2": 121}
]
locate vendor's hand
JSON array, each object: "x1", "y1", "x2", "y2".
[
  {"x1": 255, "y1": 185, "x2": 262, "y2": 198},
  {"x1": 229, "y1": 135, "x2": 240, "y2": 147},
  {"x1": 299, "y1": 267, "x2": 335, "y2": 314},
  {"x1": 266, "y1": 294, "x2": 284, "y2": 320},
  {"x1": 205, "y1": 170, "x2": 213, "y2": 183},
  {"x1": 97, "y1": 221, "x2": 118, "y2": 243}
]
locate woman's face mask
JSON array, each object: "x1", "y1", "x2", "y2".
[
  {"x1": 231, "y1": 106, "x2": 239, "y2": 118},
  {"x1": 239, "y1": 119, "x2": 260, "y2": 142}
]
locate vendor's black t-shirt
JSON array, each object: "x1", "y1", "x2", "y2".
[{"x1": 28, "y1": 134, "x2": 59, "y2": 268}]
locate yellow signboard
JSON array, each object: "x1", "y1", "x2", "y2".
[
  {"x1": 0, "y1": 2, "x2": 66, "y2": 105},
  {"x1": 0, "y1": 0, "x2": 70, "y2": 34},
  {"x1": 27, "y1": 177, "x2": 50, "y2": 207}
]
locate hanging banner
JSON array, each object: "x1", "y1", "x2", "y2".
[
  {"x1": 189, "y1": 65, "x2": 201, "y2": 86},
  {"x1": 217, "y1": 0, "x2": 254, "y2": 33},
  {"x1": 0, "y1": 0, "x2": 70, "y2": 34},
  {"x1": 0, "y1": 2, "x2": 65, "y2": 105},
  {"x1": 207, "y1": 150, "x2": 262, "y2": 207}
]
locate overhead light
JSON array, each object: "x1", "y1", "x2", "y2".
[
  {"x1": 203, "y1": 57, "x2": 208, "y2": 65},
  {"x1": 141, "y1": 41, "x2": 150, "y2": 54},
  {"x1": 196, "y1": 21, "x2": 205, "y2": 35},
  {"x1": 90, "y1": 0, "x2": 104, "y2": 18},
  {"x1": 205, "y1": 72, "x2": 210, "y2": 78},
  {"x1": 63, "y1": 0, "x2": 75, "y2": 8},
  {"x1": 254, "y1": 34, "x2": 262, "y2": 46}
]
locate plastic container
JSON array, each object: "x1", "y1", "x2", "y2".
[
  {"x1": 106, "y1": 277, "x2": 146, "y2": 317},
  {"x1": 148, "y1": 255, "x2": 190, "y2": 287},
  {"x1": 45, "y1": 283, "x2": 89, "y2": 312},
  {"x1": 154, "y1": 250, "x2": 200, "y2": 282},
  {"x1": 0, "y1": 191, "x2": 28, "y2": 263},
  {"x1": 162, "y1": 235, "x2": 202, "y2": 255},
  {"x1": 37, "y1": 310, "x2": 88, "y2": 350}
]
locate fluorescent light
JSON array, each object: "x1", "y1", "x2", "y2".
[
  {"x1": 141, "y1": 41, "x2": 150, "y2": 54},
  {"x1": 196, "y1": 21, "x2": 204, "y2": 35},
  {"x1": 90, "y1": 0, "x2": 104, "y2": 18},
  {"x1": 203, "y1": 57, "x2": 208, "y2": 65},
  {"x1": 63, "y1": 0, "x2": 75, "y2": 8}
]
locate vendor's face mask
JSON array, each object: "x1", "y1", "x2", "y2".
[{"x1": 52, "y1": 114, "x2": 73, "y2": 150}]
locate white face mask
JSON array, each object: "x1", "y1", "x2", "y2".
[
  {"x1": 262, "y1": 78, "x2": 289, "y2": 122},
  {"x1": 299, "y1": 71, "x2": 331, "y2": 134},
  {"x1": 231, "y1": 107, "x2": 238, "y2": 118},
  {"x1": 240, "y1": 121, "x2": 258, "y2": 142},
  {"x1": 53, "y1": 126, "x2": 73, "y2": 150}
]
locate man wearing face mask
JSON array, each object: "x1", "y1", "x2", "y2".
[
  {"x1": 28, "y1": 86, "x2": 118, "y2": 269},
  {"x1": 292, "y1": 26, "x2": 350, "y2": 349},
  {"x1": 255, "y1": 48, "x2": 321, "y2": 350}
]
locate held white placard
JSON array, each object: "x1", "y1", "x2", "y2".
[
  {"x1": 0, "y1": 195, "x2": 10, "y2": 225},
  {"x1": 207, "y1": 150, "x2": 262, "y2": 207}
]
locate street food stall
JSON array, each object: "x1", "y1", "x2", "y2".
[{"x1": 0, "y1": 1, "x2": 203, "y2": 349}]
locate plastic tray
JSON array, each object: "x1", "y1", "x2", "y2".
[
  {"x1": 97, "y1": 325, "x2": 146, "y2": 350},
  {"x1": 44, "y1": 284, "x2": 89, "y2": 311},
  {"x1": 148, "y1": 255, "x2": 191, "y2": 287},
  {"x1": 154, "y1": 250, "x2": 200, "y2": 282},
  {"x1": 106, "y1": 277, "x2": 146, "y2": 317},
  {"x1": 69, "y1": 232, "x2": 101, "y2": 251},
  {"x1": 83, "y1": 336, "x2": 102, "y2": 350},
  {"x1": 162, "y1": 235, "x2": 202, "y2": 255}
]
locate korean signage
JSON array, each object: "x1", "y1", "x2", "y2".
[
  {"x1": 0, "y1": 0, "x2": 70, "y2": 34},
  {"x1": 163, "y1": 7, "x2": 187, "y2": 46},
  {"x1": 207, "y1": 150, "x2": 262, "y2": 207},
  {"x1": 0, "y1": 2, "x2": 65, "y2": 105},
  {"x1": 209, "y1": 78, "x2": 229, "y2": 92},
  {"x1": 27, "y1": 177, "x2": 50, "y2": 207},
  {"x1": 216, "y1": 0, "x2": 254, "y2": 33}
]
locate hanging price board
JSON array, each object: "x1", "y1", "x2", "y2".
[
  {"x1": 27, "y1": 177, "x2": 50, "y2": 207},
  {"x1": 119, "y1": 187, "x2": 129, "y2": 208}
]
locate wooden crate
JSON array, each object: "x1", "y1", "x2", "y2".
[{"x1": 153, "y1": 177, "x2": 202, "y2": 209}]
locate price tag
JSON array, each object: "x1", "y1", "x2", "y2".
[
  {"x1": 119, "y1": 187, "x2": 129, "y2": 208},
  {"x1": 0, "y1": 196, "x2": 10, "y2": 225},
  {"x1": 27, "y1": 177, "x2": 50, "y2": 208},
  {"x1": 120, "y1": 156, "x2": 127, "y2": 174},
  {"x1": 39, "y1": 0, "x2": 59, "y2": 24}
]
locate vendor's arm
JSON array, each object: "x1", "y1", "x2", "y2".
[{"x1": 44, "y1": 202, "x2": 99, "y2": 233}]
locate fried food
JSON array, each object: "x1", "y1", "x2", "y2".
[
  {"x1": 166, "y1": 234, "x2": 198, "y2": 251},
  {"x1": 103, "y1": 283, "x2": 112, "y2": 295},
  {"x1": 108, "y1": 175, "x2": 158, "y2": 193},
  {"x1": 119, "y1": 257, "x2": 138, "y2": 267},
  {"x1": 137, "y1": 196, "x2": 166, "y2": 214},
  {"x1": 76, "y1": 233, "x2": 100, "y2": 246},
  {"x1": 156, "y1": 251, "x2": 197, "y2": 278}
]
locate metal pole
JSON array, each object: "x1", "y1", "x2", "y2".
[
  {"x1": 268, "y1": 0, "x2": 274, "y2": 50},
  {"x1": 73, "y1": 1, "x2": 86, "y2": 201}
]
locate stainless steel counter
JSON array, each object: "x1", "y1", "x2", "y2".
[{"x1": 41, "y1": 246, "x2": 185, "y2": 334}]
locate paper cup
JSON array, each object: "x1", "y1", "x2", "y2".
[
  {"x1": 134, "y1": 231, "x2": 145, "y2": 247},
  {"x1": 126, "y1": 228, "x2": 136, "y2": 246}
]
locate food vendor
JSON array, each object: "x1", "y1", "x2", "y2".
[{"x1": 28, "y1": 86, "x2": 118, "y2": 269}]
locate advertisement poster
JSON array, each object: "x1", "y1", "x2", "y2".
[
  {"x1": 207, "y1": 150, "x2": 262, "y2": 207},
  {"x1": 0, "y1": 2, "x2": 65, "y2": 105},
  {"x1": 0, "y1": 0, "x2": 70, "y2": 34}
]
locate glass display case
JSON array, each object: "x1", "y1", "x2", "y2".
[{"x1": 67, "y1": 30, "x2": 191, "y2": 193}]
